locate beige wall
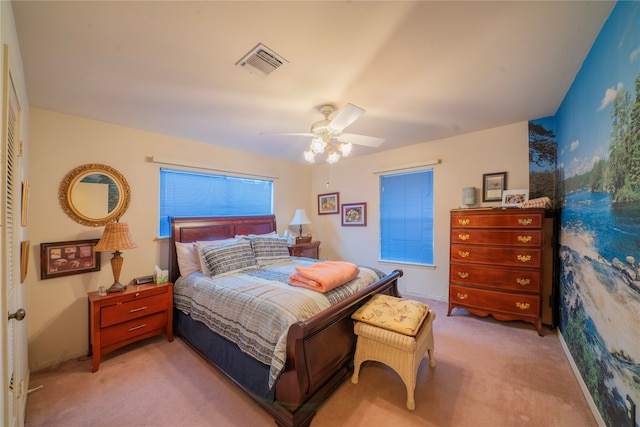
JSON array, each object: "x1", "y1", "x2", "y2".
[
  {"x1": 26, "y1": 107, "x2": 311, "y2": 371},
  {"x1": 309, "y1": 121, "x2": 530, "y2": 300},
  {"x1": 26, "y1": 107, "x2": 529, "y2": 371}
]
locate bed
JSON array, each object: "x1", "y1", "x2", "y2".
[{"x1": 169, "y1": 215, "x2": 403, "y2": 427}]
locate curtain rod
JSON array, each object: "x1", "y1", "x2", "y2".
[
  {"x1": 372, "y1": 159, "x2": 441, "y2": 174},
  {"x1": 148, "y1": 156, "x2": 279, "y2": 180}
]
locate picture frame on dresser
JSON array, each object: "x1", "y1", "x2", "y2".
[
  {"x1": 40, "y1": 239, "x2": 101, "y2": 280},
  {"x1": 482, "y1": 171, "x2": 506, "y2": 202},
  {"x1": 502, "y1": 189, "x2": 529, "y2": 207}
]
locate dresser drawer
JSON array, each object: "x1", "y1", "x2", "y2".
[
  {"x1": 451, "y1": 229, "x2": 542, "y2": 247},
  {"x1": 101, "y1": 292, "x2": 169, "y2": 328},
  {"x1": 449, "y1": 263, "x2": 541, "y2": 292},
  {"x1": 101, "y1": 311, "x2": 168, "y2": 348},
  {"x1": 451, "y1": 244, "x2": 542, "y2": 268},
  {"x1": 450, "y1": 284, "x2": 540, "y2": 316},
  {"x1": 451, "y1": 210, "x2": 543, "y2": 229}
]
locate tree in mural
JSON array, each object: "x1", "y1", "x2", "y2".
[
  {"x1": 528, "y1": 121, "x2": 557, "y2": 202},
  {"x1": 607, "y1": 73, "x2": 640, "y2": 202}
]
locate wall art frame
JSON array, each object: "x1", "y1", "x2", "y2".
[
  {"x1": 40, "y1": 238, "x2": 101, "y2": 280},
  {"x1": 318, "y1": 192, "x2": 339, "y2": 215},
  {"x1": 342, "y1": 202, "x2": 367, "y2": 226},
  {"x1": 482, "y1": 171, "x2": 507, "y2": 202}
]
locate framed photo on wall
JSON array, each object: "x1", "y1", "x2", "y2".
[
  {"x1": 342, "y1": 202, "x2": 367, "y2": 226},
  {"x1": 482, "y1": 172, "x2": 507, "y2": 202},
  {"x1": 40, "y1": 239, "x2": 101, "y2": 280},
  {"x1": 318, "y1": 192, "x2": 339, "y2": 215}
]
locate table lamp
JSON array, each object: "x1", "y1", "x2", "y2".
[
  {"x1": 289, "y1": 209, "x2": 311, "y2": 241},
  {"x1": 95, "y1": 220, "x2": 138, "y2": 293}
]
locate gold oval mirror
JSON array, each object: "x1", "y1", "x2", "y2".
[{"x1": 59, "y1": 164, "x2": 131, "y2": 227}]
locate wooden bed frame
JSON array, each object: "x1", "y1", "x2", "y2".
[{"x1": 169, "y1": 215, "x2": 403, "y2": 427}]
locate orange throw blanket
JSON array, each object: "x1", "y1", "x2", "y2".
[{"x1": 289, "y1": 261, "x2": 360, "y2": 293}]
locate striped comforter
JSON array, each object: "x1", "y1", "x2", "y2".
[{"x1": 173, "y1": 258, "x2": 383, "y2": 389}]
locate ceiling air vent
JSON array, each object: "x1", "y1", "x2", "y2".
[{"x1": 236, "y1": 43, "x2": 288, "y2": 78}]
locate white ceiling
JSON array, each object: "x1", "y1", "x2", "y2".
[{"x1": 12, "y1": 1, "x2": 614, "y2": 164}]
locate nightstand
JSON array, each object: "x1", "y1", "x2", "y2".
[
  {"x1": 288, "y1": 241, "x2": 321, "y2": 259},
  {"x1": 88, "y1": 282, "x2": 173, "y2": 372}
]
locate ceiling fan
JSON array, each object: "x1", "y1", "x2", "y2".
[{"x1": 272, "y1": 103, "x2": 385, "y2": 163}]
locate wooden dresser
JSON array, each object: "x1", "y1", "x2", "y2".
[
  {"x1": 448, "y1": 208, "x2": 549, "y2": 335},
  {"x1": 88, "y1": 282, "x2": 173, "y2": 372}
]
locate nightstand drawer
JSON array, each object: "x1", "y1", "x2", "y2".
[
  {"x1": 101, "y1": 311, "x2": 168, "y2": 348},
  {"x1": 101, "y1": 293, "x2": 169, "y2": 327}
]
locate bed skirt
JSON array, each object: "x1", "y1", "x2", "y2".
[{"x1": 174, "y1": 309, "x2": 276, "y2": 401}]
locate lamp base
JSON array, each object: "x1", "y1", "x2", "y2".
[{"x1": 107, "y1": 281, "x2": 126, "y2": 293}]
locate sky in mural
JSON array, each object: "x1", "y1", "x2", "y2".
[{"x1": 557, "y1": 3, "x2": 640, "y2": 178}]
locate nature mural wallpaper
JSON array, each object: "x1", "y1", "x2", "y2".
[{"x1": 554, "y1": 2, "x2": 640, "y2": 426}]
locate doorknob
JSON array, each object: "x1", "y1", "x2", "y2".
[{"x1": 8, "y1": 308, "x2": 25, "y2": 321}]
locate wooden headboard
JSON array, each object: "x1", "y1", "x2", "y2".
[{"x1": 168, "y1": 214, "x2": 277, "y2": 283}]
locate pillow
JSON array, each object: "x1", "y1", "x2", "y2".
[
  {"x1": 175, "y1": 242, "x2": 200, "y2": 277},
  {"x1": 351, "y1": 294, "x2": 429, "y2": 337},
  {"x1": 194, "y1": 238, "x2": 240, "y2": 275},
  {"x1": 200, "y1": 240, "x2": 257, "y2": 276},
  {"x1": 235, "y1": 231, "x2": 278, "y2": 239},
  {"x1": 251, "y1": 236, "x2": 291, "y2": 266}
]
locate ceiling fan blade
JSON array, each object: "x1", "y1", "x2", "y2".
[
  {"x1": 260, "y1": 132, "x2": 316, "y2": 137},
  {"x1": 339, "y1": 133, "x2": 385, "y2": 148},
  {"x1": 328, "y1": 103, "x2": 365, "y2": 131}
]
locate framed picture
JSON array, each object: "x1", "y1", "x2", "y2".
[
  {"x1": 342, "y1": 202, "x2": 367, "y2": 226},
  {"x1": 502, "y1": 189, "x2": 529, "y2": 207},
  {"x1": 21, "y1": 180, "x2": 29, "y2": 227},
  {"x1": 20, "y1": 240, "x2": 30, "y2": 283},
  {"x1": 318, "y1": 192, "x2": 339, "y2": 215},
  {"x1": 482, "y1": 172, "x2": 507, "y2": 202},
  {"x1": 40, "y1": 239, "x2": 101, "y2": 280}
]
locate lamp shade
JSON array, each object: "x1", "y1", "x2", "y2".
[
  {"x1": 94, "y1": 221, "x2": 138, "y2": 252},
  {"x1": 289, "y1": 209, "x2": 311, "y2": 226},
  {"x1": 462, "y1": 187, "x2": 476, "y2": 206}
]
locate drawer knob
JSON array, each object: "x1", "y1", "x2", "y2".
[
  {"x1": 128, "y1": 324, "x2": 147, "y2": 332},
  {"x1": 458, "y1": 233, "x2": 470, "y2": 241},
  {"x1": 517, "y1": 235, "x2": 532, "y2": 243},
  {"x1": 458, "y1": 219, "x2": 470, "y2": 226},
  {"x1": 517, "y1": 255, "x2": 532, "y2": 263},
  {"x1": 518, "y1": 218, "x2": 533, "y2": 226},
  {"x1": 516, "y1": 278, "x2": 531, "y2": 286},
  {"x1": 458, "y1": 272, "x2": 469, "y2": 279},
  {"x1": 458, "y1": 251, "x2": 470, "y2": 258},
  {"x1": 456, "y1": 292, "x2": 468, "y2": 300},
  {"x1": 515, "y1": 302, "x2": 530, "y2": 310}
]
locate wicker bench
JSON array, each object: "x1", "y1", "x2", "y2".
[{"x1": 350, "y1": 295, "x2": 436, "y2": 410}]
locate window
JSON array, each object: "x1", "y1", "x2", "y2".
[
  {"x1": 159, "y1": 168, "x2": 273, "y2": 238},
  {"x1": 380, "y1": 169, "x2": 434, "y2": 265}
]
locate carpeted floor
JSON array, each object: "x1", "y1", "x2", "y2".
[{"x1": 25, "y1": 299, "x2": 598, "y2": 427}]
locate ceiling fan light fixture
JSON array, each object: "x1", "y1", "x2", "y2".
[
  {"x1": 339, "y1": 142, "x2": 352, "y2": 157},
  {"x1": 303, "y1": 149, "x2": 316, "y2": 163},
  {"x1": 311, "y1": 137, "x2": 325, "y2": 154},
  {"x1": 327, "y1": 149, "x2": 340, "y2": 164}
]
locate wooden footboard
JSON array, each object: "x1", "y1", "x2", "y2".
[{"x1": 267, "y1": 269, "x2": 403, "y2": 427}]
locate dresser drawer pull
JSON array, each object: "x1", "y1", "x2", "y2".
[
  {"x1": 458, "y1": 251, "x2": 470, "y2": 258},
  {"x1": 517, "y1": 255, "x2": 532, "y2": 263},
  {"x1": 458, "y1": 233, "x2": 470, "y2": 241},
  {"x1": 458, "y1": 219, "x2": 470, "y2": 226},
  {"x1": 518, "y1": 218, "x2": 533, "y2": 226},
  {"x1": 128, "y1": 324, "x2": 147, "y2": 332},
  {"x1": 516, "y1": 278, "x2": 531, "y2": 286},
  {"x1": 517, "y1": 235, "x2": 532, "y2": 243},
  {"x1": 515, "y1": 302, "x2": 530, "y2": 310},
  {"x1": 456, "y1": 293, "x2": 468, "y2": 300},
  {"x1": 458, "y1": 272, "x2": 469, "y2": 279},
  {"x1": 129, "y1": 306, "x2": 148, "y2": 313}
]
